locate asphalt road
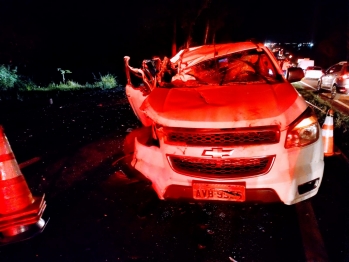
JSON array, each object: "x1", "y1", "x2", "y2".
[{"x1": 0, "y1": 88, "x2": 348, "y2": 261}]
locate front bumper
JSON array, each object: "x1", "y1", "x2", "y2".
[{"x1": 130, "y1": 129, "x2": 324, "y2": 205}]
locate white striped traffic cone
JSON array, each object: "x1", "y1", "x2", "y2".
[
  {"x1": 0, "y1": 126, "x2": 47, "y2": 245},
  {"x1": 322, "y1": 109, "x2": 334, "y2": 157}
]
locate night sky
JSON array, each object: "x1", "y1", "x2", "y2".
[{"x1": 0, "y1": 0, "x2": 347, "y2": 84}]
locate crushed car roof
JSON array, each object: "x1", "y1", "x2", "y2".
[{"x1": 170, "y1": 42, "x2": 261, "y2": 68}]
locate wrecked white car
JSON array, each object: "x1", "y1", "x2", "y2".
[{"x1": 124, "y1": 42, "x2": 324, "y2": 205}]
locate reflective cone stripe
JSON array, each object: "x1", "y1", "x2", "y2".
[
  {"x1": 321, "y1": 127, "x2": 333, "y2": 137},
  {"x1": 0, "y1": 153, "x2": 15, "y2": 162},
  {"x1": 0, "y1": 152, "x2": 24, "y2": 181}
]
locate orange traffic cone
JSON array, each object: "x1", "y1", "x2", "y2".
[
  {"x1": 322, "y1": 109, "x2": 334, "y2": 157},
  {"x1": 0, "y1": 126, "x2": 47, "y2": 245}
]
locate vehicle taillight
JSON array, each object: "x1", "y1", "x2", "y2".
[
  {"x1": 285, "y1": 107, "x2": 320, "y2": 149},
  {"x1": 339, "y1": 74, "x2": 349, "y2": 80}
]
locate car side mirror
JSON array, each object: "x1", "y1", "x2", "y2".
[{"x1": 286, "y1": 67, "x2": 304, "y2": 82}]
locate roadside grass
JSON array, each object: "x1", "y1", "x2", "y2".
[
  {"x1": 292, "y1": 82, "x2": 349, "y2": 154},
  {"x1": 0, "y1": 65, "x2": 18, "y2": 90},
  {"x1": 0, "y1": 65, "x2": 119, "y2": 93}
]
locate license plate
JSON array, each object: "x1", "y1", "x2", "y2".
[{"x1": 192, "y1": 182, "x2": 245, "y2": 202}]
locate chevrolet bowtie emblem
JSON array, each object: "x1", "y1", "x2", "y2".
[{"x1": 202, "y1": 148, "x2": 234, "y2": 158}]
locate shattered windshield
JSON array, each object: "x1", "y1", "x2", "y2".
[{"x1": 184, "y1": 48, "x2": 282, "y2": 85}]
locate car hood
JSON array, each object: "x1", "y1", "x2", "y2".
[{"x1": 140, "y1": 83, "x2": 307, "y2": 129}]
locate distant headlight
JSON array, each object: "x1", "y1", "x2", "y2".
[{"x1": 285, "y1": 107, "x2": 320, "y2": 148}]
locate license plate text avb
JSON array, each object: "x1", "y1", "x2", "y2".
[{"x1": 192, "y1": 182, "x2": 245, "y2": 202}]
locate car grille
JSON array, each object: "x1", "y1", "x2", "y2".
[
  {"x1": 167, "y1": 155, "x2": 275, "y2": 178},
  {"x1": 162, "y1": 126, "x2": 280, "y2": 147}
]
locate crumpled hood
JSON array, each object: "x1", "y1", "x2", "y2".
[{"x1": 140, "y1": 83, "x2": 307, "y2": 129}]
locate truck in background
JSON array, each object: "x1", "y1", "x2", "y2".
[{"x1": 297, "y1": 58, "x2": 314, "y2": 71}]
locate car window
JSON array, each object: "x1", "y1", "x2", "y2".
[
  {"x1": 326, "y1": 65, "x2": 335, "y2": 74},
  {"x1": 327, "y1": 64, "x2": 342, "y2": 74},
  {"x1": 185, "y1": 48, "x2": 281, "y2": 85}
]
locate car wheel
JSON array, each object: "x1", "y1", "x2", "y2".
[
  {"x1": 316, "y1": 80, "x2": 322, "y2": 92},
  {"x1": 331, "y1": 85, "x2": 337, "y2": 99}
]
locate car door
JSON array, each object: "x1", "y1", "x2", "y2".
[{"x1": 322, "y1": 64, "x2": 342, "y2": 89}]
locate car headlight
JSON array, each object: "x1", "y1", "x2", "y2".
[{"x1": 285, "y1": 107, "x2": 320, "y2": 148}]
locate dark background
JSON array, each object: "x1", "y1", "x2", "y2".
[{"x1": 0, "y1": 0, "x2": 347, "y2": 85}]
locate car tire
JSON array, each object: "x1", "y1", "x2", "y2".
[
  {"x1": 316, "y1": 80, "x2": 322, "y2": 92},
  {"x1": 331, "y1": 85, "x2": 337, "y2": 99}
]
